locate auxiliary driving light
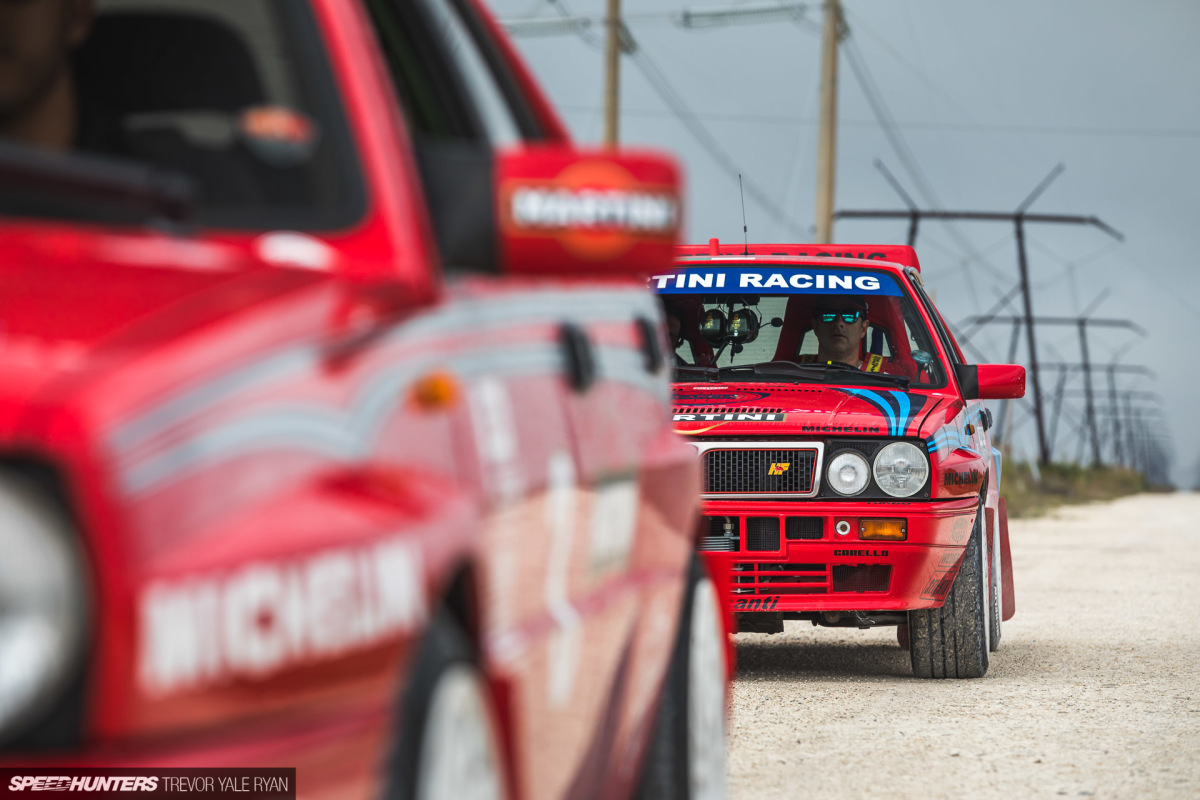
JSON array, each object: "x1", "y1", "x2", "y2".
[
  {"x1": 826, "y1": 451, "x2": 870, "y2": 496},
  {"x1": 859, "y1": 518, "x2": 907, "y2": 541}
]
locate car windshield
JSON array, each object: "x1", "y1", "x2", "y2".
[
  {"x1": 654, "y1": 264, "x2": 947, "y2": 388},
  {"x1": 0, "y1": 0, "x2": 363, "y2": 231}
]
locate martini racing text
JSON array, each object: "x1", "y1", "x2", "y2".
[{"x1": 650, "y1": 267, "x2": 903, "y2": 295}]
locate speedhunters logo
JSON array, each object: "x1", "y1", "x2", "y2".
[
  {"x1": 7, "y1": 776, "x2": 159, "y2": 792},
  {"x1": 0, "y1": 769, "x2": 295, "y2": 798}
]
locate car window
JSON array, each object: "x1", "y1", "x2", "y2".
[
  {"x1": 0, "y1": 0, "x2": 365, "y2": 231},
  {"x1": 413, "y1": 0, "x2": 522, "y2": 146},
  {"x1": 364, "y1": 0, "x2": 531, "y2": 147},
  {"x1": 364, "y1": 0, "x2": 537, "y2": 272},
  {"x1": 657, "y1": 266, "x2": 948, "y2": 388},
  {"x1": 908, "y1": 273, "x2": 967, "y2": 366}
]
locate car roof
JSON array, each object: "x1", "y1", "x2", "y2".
[{"x1": 674, "y1": 241, "x2": 920, "y2": 274}]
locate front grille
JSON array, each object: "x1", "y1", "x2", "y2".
[
  {"x1": 728, "y1": 562, "x2": 892, "y2": 594},
  {"x1": 729, "y1": 562, "x2": 828, "y2": 595},
  {"x1": 786, "y1": 517, "x2": 823, "y2": 540},
  {"x1": 698, "y1": 515, "x2": 740, "y2": 552},
  {"x1": 745, "y1": 518, "x2": 780, "y2": 551},
  {"x1": 703, "y1": 448, "x2": 816, "y2": 494},
  {"x1": 831, "y1": 565, "x2": 891, "y2": 593}
]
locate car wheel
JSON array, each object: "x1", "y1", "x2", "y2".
[
  {"x1": 638, "y1": 556, "x2": 728, "y2": 800},
  {"x1": 908, "y1": 499, "x2": 990, "y2": 679},
  {"x1": 385, "y1": 610, "x2": 506, "y2": 800}
]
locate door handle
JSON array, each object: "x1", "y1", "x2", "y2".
[
  {"x1": 560, "y1": 323, "x2": 596, "y2": 393},
  {"x1": 635, "y1": 316, "x2": 665, "y2": 373}
]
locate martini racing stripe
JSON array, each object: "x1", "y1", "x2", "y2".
[
  {"x1": 925, "y1": 409, "x2": 979, "y2": 455},
  {"x1": 835, "y1": 388, "x2": 930, "y2": 437},
  {"x1": 113, "y1": 296, "x2": 666, "y2": 497},
  {"x1": 108, "y1": 287, "x2": 664, "y2": 457},
  {"x1": 926, "y1": 426, "x2": 975, "y2": 455}
]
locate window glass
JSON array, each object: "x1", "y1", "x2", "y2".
[
  {"x1": 415, "y1": 0, "x2": 521, "y2": 146},
  {"x1": 365, "y1": 0, "x2": 521, "y2": 146},
  {"x1": 659, "y1": 269, "x2": 948, "y2": 388},
  {"x1": 0, "y1": 0, "x2": 365, "y2": 230}
]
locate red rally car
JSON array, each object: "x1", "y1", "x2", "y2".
[
  {"x1": 0, "y1": 0, "x2": 730, "y2": 798},
  {"x1": 654, "y1": 241, "x2": 1025, "y2": 678}
]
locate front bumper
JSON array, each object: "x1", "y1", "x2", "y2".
[{"x1": 699, "y1": 497, "x2": 977, "y2": 612}]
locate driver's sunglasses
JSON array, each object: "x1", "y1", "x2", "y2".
[{"x1": 816, "y1": 310, "x2": 864, "y2": 324}]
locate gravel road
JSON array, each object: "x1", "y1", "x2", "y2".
[{"x1": 727, "y1": 492, "x2": 1200, "y2": 800}]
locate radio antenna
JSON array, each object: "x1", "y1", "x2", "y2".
[{"x1": 738, "y1": 174, "x2": 749, "y2": 255}]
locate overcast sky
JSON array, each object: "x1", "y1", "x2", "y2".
[{"x1": 490, "y1": 0, "x2": 1200, "y2": 483}]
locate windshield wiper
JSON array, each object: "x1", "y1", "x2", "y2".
[
  {"x1": 0, "y1": 139, "x2": 195, "y2": 224},
  {"x1": 673, "y1": 364, "x2": 720, "y2": 381},
  {"x1": 719, "y1": 362, "x2": 827, "y2": 379},
  {"x1": 719, "y1": 361, "x2": 911, "y2": 388}
]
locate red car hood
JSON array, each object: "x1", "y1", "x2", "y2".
[
  {"x1": 0, "y1": 245, "x2": 319, "y2": 441},
  {"x1": 671, "y1": 382, "x2": 947, "y2": 439}
]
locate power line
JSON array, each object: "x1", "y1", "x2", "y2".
[
  {"x1": 623, "y1": 37, "x2": 810, "y2": 240},
  {"x1": 550, "y1": 106, "x2": 1200, "y2": 139},
  {"x1": 501, "y1": 2, "x2": 815, "y2": 34},
  {"x1": 512, "y1": 1, "x2": 808, "y2": 239},
  {"x1": 842, "y1": 34, "x2": 997, "y2": 311}
]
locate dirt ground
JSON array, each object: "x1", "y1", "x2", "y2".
[{"x1": 726, "y1": 492, "x2": 1200, "y2": 800}]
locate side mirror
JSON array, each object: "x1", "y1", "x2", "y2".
[
  {"x1": 955, "y1": 363, "x2": 1026, "y2": 400},
  {"x1": 495, "y1": 146, "x2": 682, "y2": 278}
]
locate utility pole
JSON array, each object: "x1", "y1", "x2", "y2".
[
  {"x1": 1011, "y1": 216, "x2": 1048, "y2": 463},
  {"x1": 1036, "y1": 362, "x2": 1156, "y2": 462},
  {"x1": 960, "y1": 314, "x2": 1142, "y2": 464},
  {"x1": 603, "y1": 0, "x2": 622, "y2": 146},
  {"x1": 814, "y1": 0, "x2": 840, "y2": 243},
  {"x1": 840, "y1": 183, "x2": 1123, "y2": 463}
]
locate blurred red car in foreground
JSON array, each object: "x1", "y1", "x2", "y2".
[{"x1": 0, "y1": 1, "x2": 728, "y2": 798}]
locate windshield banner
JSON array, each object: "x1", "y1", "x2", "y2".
[{"x1": 649, "y1": 267, "x2": 902, "y2": 296}]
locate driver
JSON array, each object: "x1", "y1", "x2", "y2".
[
  {"x1": 0, "y1": 0, "x2": 95, "y2": 152},
  {"x1": 665, "y1": 309, "x2": 691, "y2": 366},
  {"x1": 800, "y1": 296, "x2": 903, "y2": 375}
]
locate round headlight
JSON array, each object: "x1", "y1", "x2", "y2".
[
  {"x1": 873, "y1": 442, "x2": 930, "y2": 497},
  {"x1": 0, "y1": 472, "x2": 87, "y2": 740},
  {"x1": 826, "y1": 451, "x2": 870, "y2": 496}
]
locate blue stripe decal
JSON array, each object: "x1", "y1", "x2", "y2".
[
  {"x1": 837, "y1": 388, "x2": 928, "y2": 437},
  {"x1": 926, "y1": 427, "x2": 978, "y2": 455},
  {"x1": 838, "y1": 388, "x2": 898, "y2": 436}
]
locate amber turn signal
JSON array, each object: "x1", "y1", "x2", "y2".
[
  {"x1": 859, "y1": 518, "x2": 907, "y2": 541},
  {"x1": 412, "y1": 370, "x2": 460, "y2": 411}
]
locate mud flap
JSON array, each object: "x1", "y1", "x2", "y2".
[{"x1": 999, "y1": 497, "x2": 1016, "y2": 620}]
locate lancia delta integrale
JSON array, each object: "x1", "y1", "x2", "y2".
[{"x1": 655, "y1": 241, "x2": 1024, "y2": 678}]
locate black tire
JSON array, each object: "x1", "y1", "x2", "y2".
[
  {"x1": 909, "y1": 499, "x2": 990, "y2": 679},
  {"x1": 637, "y1": 556, "x2": 727, "y2": 800},
  {"x1": 384, "y1": 610, "x2": 504, "y2": 800}
]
